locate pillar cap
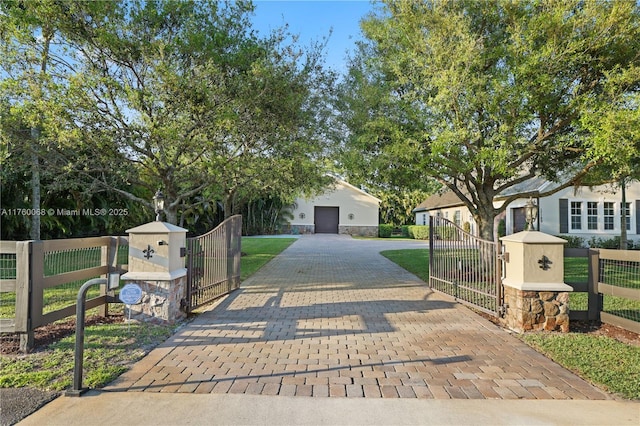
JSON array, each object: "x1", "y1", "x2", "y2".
[
  {"x1": 126, "y1": 221, "x2": 187, "y2": 233},
  {"x1": 500, "y1": 230, "x2": 567, "y2": 244}
]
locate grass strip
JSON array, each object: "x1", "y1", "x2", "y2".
[
  {"x1": 522, "y1": 332, "x2": 640, "y2": 399},
  {"x1": 380, "y1": 249, "x2": 430, "y2": 282},
  {"x1": 0, "y1": 320, "x2": 174, "y2": 391},
  {"x1": 240, "y1": 237, "x2": 297, "y2": 281}
]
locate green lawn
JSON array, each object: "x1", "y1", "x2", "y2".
[
  {"x1": 380, "y1": 249, "x2": 429, "y2": 282},
  {"x1": 240, "y1": 237, "x2": 297, "y2": 281},
  {"x1": 522, "y1": 332, "x2": 640, "y2": 399},
  {"x1": 0, "y1": 319, "x2": 174, "y2": 391}
]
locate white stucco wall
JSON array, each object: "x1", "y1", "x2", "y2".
[
  {"x1": 290, "y1": 180, "x2": 380, "y2": 230},
  {"x1": 415, "y1": 182, "x2": 640, "y2": 245},
  {"x1": 531, "y1": 184, "x2": 639, "y2": 242}
]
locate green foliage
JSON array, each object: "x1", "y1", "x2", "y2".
[
  {"x1": 1, "y1": 0, "x2": 335, "y2": 236},
  {"x1": 339, "y1": 0, "x2": 640, "y2": 241},
  {"x1": 589, "y1": 236, "x2": 638, "y2": 250},
  {"x1": 380, "y1": 225, "x2": 393, "y2": 238},
  {"x1": 462, "y1": 222, "x2": 471, "y2": 234},
  {"x1": 374, "y1": 188, "x2": 435, "y2": 226},
  {"x1": 241, "y1": 196, "x2": 296, "y2": 236},
  {"x1": 433, "y1": 225, "x2": 456, "y2": 240},
  {"x1": 407, "y1": 225, "x2": 429, "y2": 240},
  {"x1": 378, "y1": 224, "x2": 393, "y2": 238},
  {"x1": 522, "y1": 333, "x2": 640, "y2": 399},
  {"x1": 497, "y1": 219, "x2": 506, "y2": 238}
]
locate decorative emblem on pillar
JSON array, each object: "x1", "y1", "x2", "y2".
[
  {"x1": 143, "y1": 245, "x2": 155, "y2": 259},
  {"x1": 538, "y1": 255, "x2": 552, "y2": 270}
]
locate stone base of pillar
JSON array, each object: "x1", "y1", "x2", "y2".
[
  {"x1": 122, "y1": 276, "x2": 187, "y2": 325},
  {"x1": 502, "y1": 286, "x2": 570, "y2": 333}
]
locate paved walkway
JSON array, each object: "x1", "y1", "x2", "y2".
[
  {"x1": 104, "y1": 235, "x2": 607, "y2": 399},
  {"x1": 19, "y1": 235, "x2": 640, "y2": 425}
]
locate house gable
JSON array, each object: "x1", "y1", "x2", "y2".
[{"x1": 288, "y1": 178, "x2": 380, "y2": 237}]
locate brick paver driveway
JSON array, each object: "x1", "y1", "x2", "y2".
[{"x1": 107, "y1": 235, "x2": 609, "y2": 400}]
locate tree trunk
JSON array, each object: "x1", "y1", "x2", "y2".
[
  {"x1": 164, "y1": 205, "x2": 179, "y2": 225},
  {"x1": 474, "y1": 211, "x2": 495, "y2": 242},
  {"x1": 29, "y1": 29, "x2": 52, "y2": 241},
  {"x1": 223, "y1": 189, "x2": 236, "y2": 219},
  {"x1": 29, "y1": 134, "x2": 41, "y2": 240}
]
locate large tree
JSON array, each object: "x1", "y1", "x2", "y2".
[
  {"x1": 340, "y1": 0, "x2": 640, "y2": 240},
  {"x1": 2, "y1": 0, "x2": 334, "y2": 233},
  {"x1": 0, "y1": 0, "x2": 116, "y2": 238},
  {"x1": 581, "y1": 66, "x2": 640, "y2": 248},
  {"x1": 64, "y1": 0, "x2": 333, "y2": 225}
]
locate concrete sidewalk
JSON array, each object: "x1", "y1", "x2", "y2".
[
  {"x1": 19, "y1": 235, "x2": 640, "y2": 425},
  {"x1": 19, "y1": 392, "x2": 640, "y2": 425}
]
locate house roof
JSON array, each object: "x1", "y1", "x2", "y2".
[
  {"x1": 413, "y1": 191, "x2": 466, "y2": 212},
  {"x1": 413, "y1": 174, "x2": 569, "y2": 213}
]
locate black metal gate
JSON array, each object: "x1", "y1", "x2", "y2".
[
  {"x1": 429, "y1": 216, "x2": 503, "y2": 317},
  {"x1": 184, "y1": 215, "x2": 242, "y2": 313}
]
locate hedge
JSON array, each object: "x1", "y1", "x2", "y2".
[
  {"x1": 407, "y1": 225, "x2": 429, "y2": 240},
  {"x1": 379, "y1": 224, "x2": 393, "y2": 238}
]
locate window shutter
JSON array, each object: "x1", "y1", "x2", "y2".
[
  {"x1": 559, "y1": 199, "x2": 568, "y2": 233},
  {"x1": 636, "y1": 200, "x2": 640, "y2": 234}
]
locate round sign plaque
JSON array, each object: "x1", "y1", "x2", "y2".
[{"x1": 119, "y1": 283, "x2": 143, "y2": 305}]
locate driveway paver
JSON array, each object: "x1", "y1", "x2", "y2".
[{"x1": 105, "y1": 235, "x2": 611, "y2": 400}]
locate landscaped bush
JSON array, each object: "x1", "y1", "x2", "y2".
[
  {"x1": 400, "y1": 225, "x2": 410, "y2": 237},
  {"x1": 462, "y1": 221, "x2": 471, "y2": 234},
  {"x1": 379, "y1": 224, "x2": 393, "y2": 238},
  {"x1": 498, "y1": 219, "x2": 506, "y2": 238},
  {"x1": 407, "y1": 225, "x2": 429, "y2": 240},
  {"x1": 434, "y1": 225, "x2": 456, "y2": 240},
  {"x1": 557, "y1": 235, "x2": 585, "y2": 248},
  {"x1": 588, "y1": 236, "x2": 638, "y2": 250}
]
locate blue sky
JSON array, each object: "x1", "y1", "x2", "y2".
[{"x1": 250, "y1": 1, "x2": 377, "y2": 73}]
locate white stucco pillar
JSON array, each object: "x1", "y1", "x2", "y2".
[
  {"x1": 500, "y1": 231, "x2": 572, "y2": 332},
  {"x1": 121, "y1": 221, "x2": 188, "y2": 324}
]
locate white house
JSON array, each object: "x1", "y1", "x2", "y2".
[
  {"x1": 413, "y1": 178, "x2": 640, "y2": 245},
  {"x1": 288, "y1": 178, "x2": 381, "y2": 237}
]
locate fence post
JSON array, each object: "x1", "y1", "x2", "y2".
[
  {"x1": 15, "y1": 241, "x2": 33, "y2": 352},
  {"x1": 587, "y1": 248, "x2": 602, "y2": 322},
  {"x1": 98, "y1": 237, "x2": 119, "y2": 317},
  {"x1": 29, "y1": 241, "x2": 45, "y2": 332}
]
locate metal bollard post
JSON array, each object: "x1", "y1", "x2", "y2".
[{"x1": 66, "y1": 278, "x2": 107, "y2": 397}]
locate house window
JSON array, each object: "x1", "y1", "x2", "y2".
[
  {"x1": 604, "y1": 202, "x2": 614, "y2": 230},
  {"x1": 622, "y1": 202, "x2": 631, "y2": 230},
  {"x1": 454, "y1": 210, "x2": 461, "y2": 226},
  {"x1": 587, "y1": 202, "x2": 598, "y2": 230},
  {"x1": 570, "y1": 202, "x2": 582, "y2": 230},
  {"x1": 422, "y1": 214, "x2": 427, "y2": 225}
]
